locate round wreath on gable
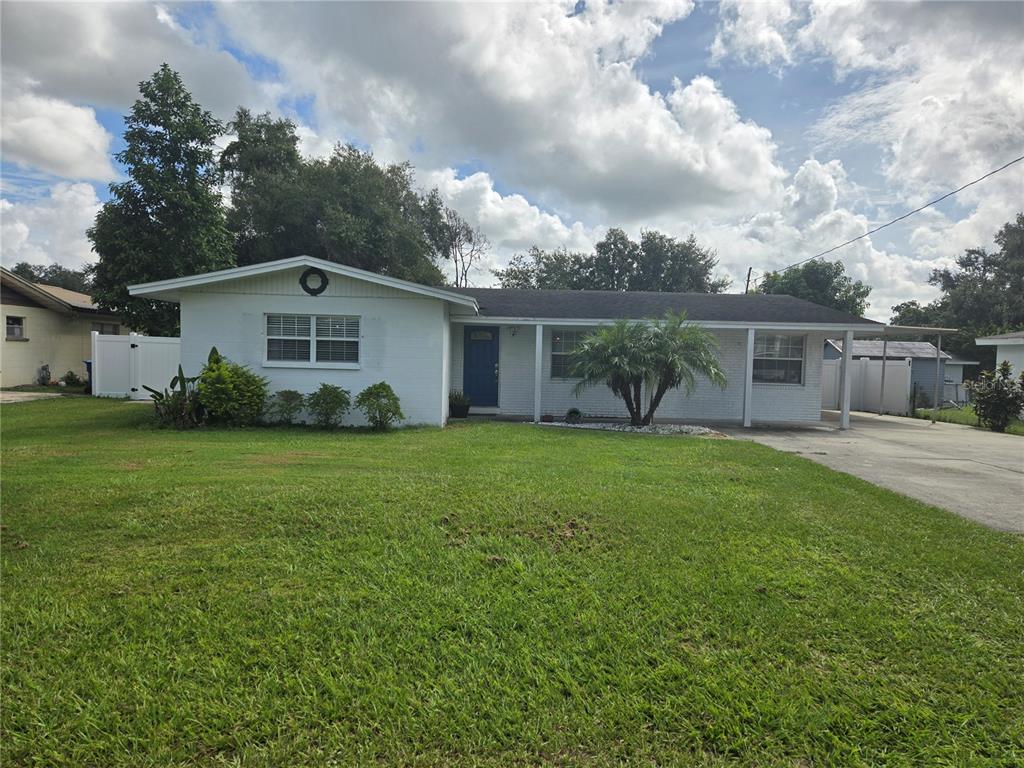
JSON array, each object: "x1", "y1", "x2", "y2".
[{"x1": 299, "y1": 267, "x2": 329, "y2": 296}]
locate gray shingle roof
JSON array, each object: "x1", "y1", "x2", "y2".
[
  {"x1": 828, "y1": 340, "x2": 951, "y2": 359},
  {"x1": 449, "y1": 288, "x2": 879, "y2": 326}
]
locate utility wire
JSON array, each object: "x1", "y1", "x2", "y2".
[{"x1": 750, "y1": 154, "x2": 1024, "y2": 286}]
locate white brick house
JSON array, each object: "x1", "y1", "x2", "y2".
[{"x1": 129, "y1": 256, "x2": 881, "y2": 427}]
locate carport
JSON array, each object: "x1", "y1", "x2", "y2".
[{"x1": 829, "y1": 325, "x2": 957, "y2": 428}]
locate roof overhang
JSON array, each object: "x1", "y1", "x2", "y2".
[
  {"x1": 128, "y1": 255, "x2": 480, "y2": 311},
  {"x1": 1, "y1": 267, "x2": 79, "y2": 315},
  {"x1": 976, "y1": 337, "x2": 1024, "y2": 346},
  {"x1": 877, "y1": 324, "x2": 958, "y2": 335},
  {"x1": 449, "y1": 315, "x2": 882, "y2": 333}
]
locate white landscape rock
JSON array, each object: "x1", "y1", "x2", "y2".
[{"x1": 540, "y1": 422, "x2": 723, "y2": 437}]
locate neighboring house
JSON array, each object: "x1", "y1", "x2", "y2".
[
  {"x1": 943, "y1": 357, "x2": 979, "y2": 403},
  {"x1": 824, "y1": 339, "x2": 960, "y2": 404},
  {"x1": 128, "y1": 256, "x2": 881, "y2": 427},
  {"x1": 975, "y1": 330, "x2": 1024, "y2": 376},
  {"x1": 1, "y1": 267, "x2": 126, "y2": 387}
]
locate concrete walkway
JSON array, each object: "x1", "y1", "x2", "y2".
[
  {"x1": 723, "y1": 411, "x2": 1024, "y2": 533},
  {"x1": 0, "y1": 391, "x2": 63, "y2": 404}
]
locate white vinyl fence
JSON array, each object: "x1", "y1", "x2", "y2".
[
  {"x1": 90, "y1": 332, "x2": 181, "y2": 400},
  {"x1": 822, "y1": 357, "x2": 913, "y2": 415}
]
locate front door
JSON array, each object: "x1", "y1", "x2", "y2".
[{"x1": 463, "y1": 326, "x2": 499, "y2": 407}]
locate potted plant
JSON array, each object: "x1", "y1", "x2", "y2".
[{"x1": 449, "y1": 390, "x2": 471, "y2": 418}]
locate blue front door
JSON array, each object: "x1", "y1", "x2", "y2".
[{"x1": 463, "y1": 326, "x2": 499, "y2": 407}]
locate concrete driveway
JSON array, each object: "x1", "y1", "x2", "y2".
[{"x1": 723, "y1": 411, "x2": 1024, "y2": 533}]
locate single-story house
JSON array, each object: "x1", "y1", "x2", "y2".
[
  {"x1": 1, "y1": 267, "x2": 126, "y2": 387},
  {"x1": 128, "y1": 256, "x2": 883, "y2": 428},
  {"x1": 823, "y1": 339, "x2": 975, "y2": 404},
  {"x1": 975, "y1": 330, "x2": 1024, "y2": 376}
]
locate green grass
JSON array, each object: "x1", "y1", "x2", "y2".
[
  {"x1": 3, "y1": 399, "x2": 1023, "y2": 767},
  {"x1": 913, "y1": 405, "x2": 1024, "y2": 436}
]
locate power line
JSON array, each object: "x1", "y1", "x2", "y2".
[{"x1": 750, "y1": 154, "x2": 1024, "y2": 286}]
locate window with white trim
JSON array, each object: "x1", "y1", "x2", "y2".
[
  {"x1": 6, "y1": 316, "x2": 25, "y2": 340},
  {"x1": 551, "y1": 329, "x2": 585, "y2": 379},
  {"x1": 91, "y1": 321, "x2": 120, "y2": 335},
  {"x1": 753, "y1": 334, "x2": 805, "y2": 384},
  {"x1": 265, "y1": 314, "x2": 359, "y2": 364}
]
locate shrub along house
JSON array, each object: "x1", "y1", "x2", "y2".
[{"x1": 129, "y1": 255, "x2": 883, "y2": 427}]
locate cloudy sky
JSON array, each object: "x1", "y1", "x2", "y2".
[{"x1": 2, "y1": 1, "x2": 1022, "y2": 319}]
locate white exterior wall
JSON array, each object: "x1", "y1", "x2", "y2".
[
  {"x1": 449, "y1": 325, "x2": 828, "y2": 424},
  {"x1": 178, "y1": 268, "x2": 449, "y2": 426},
  {"x1": 751, "y1": 331, "x2": 828, "y2": 422},
  {"x1": 995, "y1": 344, "x2": 1024, "y2": 377}
]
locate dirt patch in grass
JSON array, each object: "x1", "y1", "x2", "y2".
[{"x1": 440, "y1": 513, "x2": 596, "y2": 553}]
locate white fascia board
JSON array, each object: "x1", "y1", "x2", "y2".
[
  {"x1": 449, "y1": 315, "x2": 882, "y2": 333},
  {"x1": 975, "y1": 337, "x2": 1024, "y2": 346},
  {"x1": 128, "y1": 255, "x2": 479, "y2": 311}
]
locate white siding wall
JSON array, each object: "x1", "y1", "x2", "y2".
[
  {"x1": 751, "y1": 331, "x2": 828, "y2": 423},
  {"x1": 996, "y1": 345, "x2": 1024, "y2": 377},
  {"x1": 450, "y1": 325, "x2": 827, "y2": 423},
  {"x1": 178, "y1": 268, "x2": 448, "y2": 426}
]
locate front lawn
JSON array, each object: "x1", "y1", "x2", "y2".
[
  {"x1": 914, "y1": 405, "x2": 1024, "y2": 436},
  {"x1": 3, "y1": 399, "x2": 1022, "y2": 766}
]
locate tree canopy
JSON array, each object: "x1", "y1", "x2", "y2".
[
  {"x1": 10, "y1": 263, "x2": 92, "y2": 293},
  {"x1": 494, "y1": 229, "x2": 729, "y2": 292},
  {"x1": 757, "y1": 259, "x2": 871, "y2": 316},
  {"x1": 890, "y1": 213, "x2": 1024, "y2": 369},
  {"x1": 220, "y1": 110, "x2": 449, "y2": 285},
  {"x1": 88, "y1": 64, "x2": 234, "y2": 335}
]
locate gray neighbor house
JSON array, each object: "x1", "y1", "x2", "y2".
[{"x1": 824, "y1": 339, "x2": 977, "y2": 405}]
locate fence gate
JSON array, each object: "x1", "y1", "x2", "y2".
[
  {"x1": 91, "y1": 332, "x2": 181, "y2": 400},
  {"x1": 821, "y1": 357, "x2": 913, "y2": 415}
]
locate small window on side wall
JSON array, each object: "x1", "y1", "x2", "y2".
[
  {"x1": 91, "y1": 321, "x2": 120, "y2": 335},
  {"x1": 753, "y1": 334, "x2": 805, "y2": 384},
  {"x1": 6, "y1": 316, "x2": 25, "y2": 340}
]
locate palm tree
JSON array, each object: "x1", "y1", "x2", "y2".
[{"x1": 570, "y1": 312, "x2": 726, "y2": 426}]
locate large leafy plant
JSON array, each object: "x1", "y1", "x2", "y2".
[
  {"x1": 570, "y1": 312, "x2": 726, "y2": 426},
  {"x1": 143, "y1": 365, "x2": 203, "y2": 429},
  {"x1": 966, "y1": 361, "x2": 1024, "y2": 432},
  {"x1": 197, "y1": 348, "x2": 268, "y2": 426}
]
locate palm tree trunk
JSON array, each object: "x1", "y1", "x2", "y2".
[{"x1": 642, "y1": 378, "x2": 671, "y2": 425}]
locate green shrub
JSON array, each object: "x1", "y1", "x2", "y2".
[
  {"x1": 143, "y1": 365, "x2": 203, "y2": 429},
  {"x1": 197, "y1": 347, "x2": 268, "y2": 426},
  {"x1": 267, "y1": 390, "x2": 305, "y2": 425},
  {"x1": 306, "y1": 384, "x2": 351, "y2": 428},
  {"x1": 449, "y1": 390, "x2": 471, "y2": 408},
  {"x1": 564, "y1": 407, "x2": 583, "y2": 424},
  {"x1": 61, "y1": 370, "x2": 83, "y2": 387},
  {"x1": 966, "y1": 361, "x2": 1024, "y2": 433},
  {"x1": 356, "y1": 382, "x2": 405, "y2": 430}
]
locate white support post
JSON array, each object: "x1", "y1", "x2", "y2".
[
  {"x1": 932, "y1": 333, "x2": 941, "y2": 423},
  {"x1": 743, "y1": 328, "x2": 755, "y2": 427},
  {"x1": 839, "y1": 329, "x2": 854, "y2": 429},
  {"x1": 90, "y1": 330, "x2": 99, "y2": 394},
  {"x1": 533, "y1": 323, "x2": 543, "y2": 423},
  {"x1": 878, "y1": 336, "x2": 888, "y2": 415}
]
